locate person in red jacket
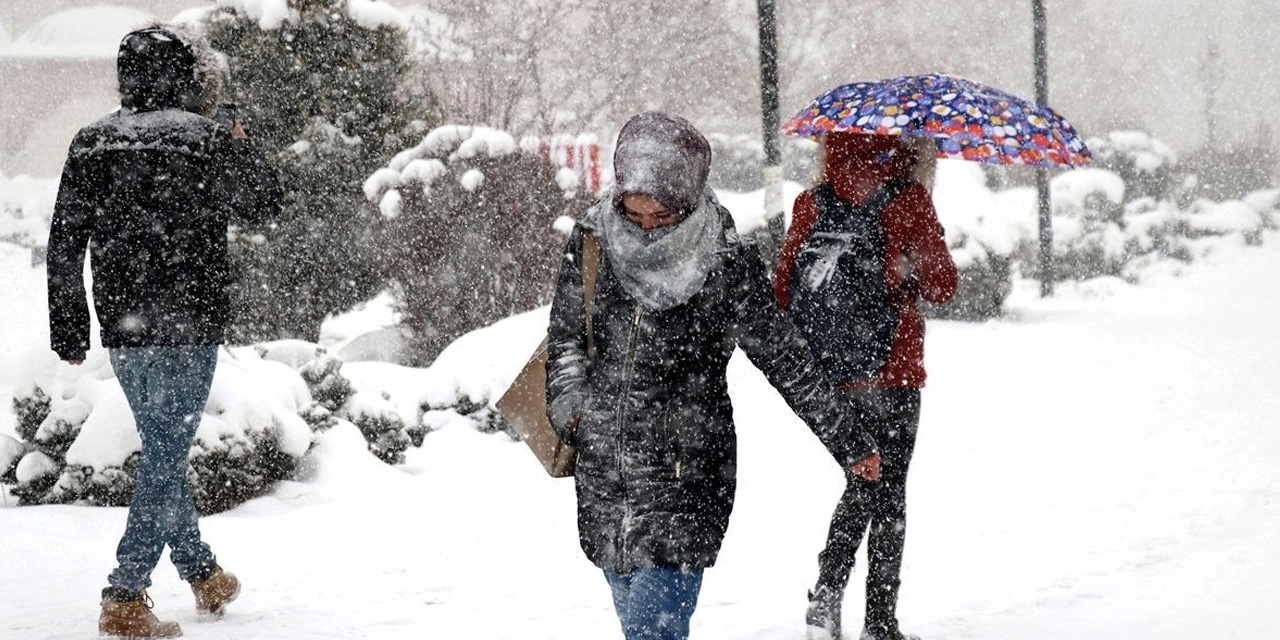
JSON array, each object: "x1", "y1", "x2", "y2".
[{"x1": 775, "y1": 131, "x2": 957, "y2": 640}]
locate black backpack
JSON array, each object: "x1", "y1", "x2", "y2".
[{"x1": 788, "y1": 179, "x2": 910, "y2": 382}]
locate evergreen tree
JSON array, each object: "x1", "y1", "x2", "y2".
[{"x1": 203, "y1": 0, "x2": 440, "y2": 342}]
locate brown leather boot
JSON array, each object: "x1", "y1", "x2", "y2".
[
  {"x1": 99, "y1": 591, "x2": 183, "y2": 638},
  {"x1": 191, "y1": 567, "x2": 240, "y2": 616}
]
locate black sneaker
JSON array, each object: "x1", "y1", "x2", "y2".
[
  {"x1": 805, "y1": 586, "x2": 843, "y2": 640},
  {"x1": 861, "y1": 620, "x2": 920, "y2": 640}
]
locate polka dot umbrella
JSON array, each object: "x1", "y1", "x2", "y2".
[{"x1": 782, "y1": 73, "x2": 1092, "y2": 168}]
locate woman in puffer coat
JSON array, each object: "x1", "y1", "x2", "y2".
[{"x1": 545, "y1": 112, "x2": 881, "y2": 640}]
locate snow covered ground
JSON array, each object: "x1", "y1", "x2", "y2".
[{"x1": 2, "y1": 221, "x2": 1279, "y2": 639}]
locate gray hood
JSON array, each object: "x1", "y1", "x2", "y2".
[{"x1": 612, "y1": 111, "x2": 711, "y2": 218}]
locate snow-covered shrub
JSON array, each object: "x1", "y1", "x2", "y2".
[
  {"x1": 927, "y1": 162, "x2": 1023, "y2": 320},
  {"x1": 0, "y1": 349, "x2": 315, "y2": 514},
  {"x1": 366, "y1": 125, "x2": 586, "y2": 365},
  {"x1": 257, "y1": 340, "x2": 418, "y2": 464},
  {"x1": 11, "y1": 384, "x2": 51, "y2": 443},
  {"x1": 1037, "y1": 168, "x2": 1130, "y2": 281},
  {"x1": 0, "y1": 171, "x2": 57, "y2": 250},
  {"x1": 1184, "y1": 198, "x2": 1268, "y2": 245},
  {"x1": 1243, "y1": 190, "x2": 1280, "y2": 230},
  {"x1": 201, "y1": 0, "x2": 441, "y2": 343},
  {"x1": 0, "y1": 434, "x2": 28, "y2": 484},
  {"x1": 345, "y1": 391, "x2": 415, "y2": 463},
  {"x1": 1120, "y1": 197, "x2": 1193, "y2": 267},
  {"x1": 295, "y1": 344, "x2": 356, "y2": 411},
  {"x1": 1085, "y1": 130, "x2": 1181, "y2": 203}
]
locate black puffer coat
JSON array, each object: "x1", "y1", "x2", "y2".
[
  {"x1": 546, "y1": 200, "x2": 874, "y2": 573},
  {"x1": 47, "y1": 26, "x2": 281, "y2": 361}
]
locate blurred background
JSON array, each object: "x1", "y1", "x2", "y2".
[{"x1": 2, "y1": 0, "x2": 1278, "y2": 194}]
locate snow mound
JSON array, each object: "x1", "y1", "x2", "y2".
[
  {"x1": 379, "y1": 189, "x2": 403, "y2": 219},
  {"x1": 1088, "y1": 129, "x2": 1179, "y2": 173},
  {"x1": 0, "y1": 172, "x2": 58, "y2": 249},
  {"x1": 1051, "y1": 168, "x2": 1127, "y2": 215},
  {"x1": 460, "y1": 168, "x2": 484, "y2": 192},
  {"x1": 1188, "y1": 200, "x2": 1266, "y2": 236}
]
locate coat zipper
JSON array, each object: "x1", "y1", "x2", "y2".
[{"x1": 615, "y1": 305, "x2": 644, "y2": 560}]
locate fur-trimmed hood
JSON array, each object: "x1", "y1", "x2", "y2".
[{"x1": 117, "y1": 22, "x2": 224, "y2": 117}]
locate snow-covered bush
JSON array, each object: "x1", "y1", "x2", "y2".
[
  {"x1": 1085, "y1": 130, "x2": 1181, "y2": 203},
  {"x1": 1038, "y1": 168, "x2": 1130, "y2": 281},
  {"x1": 365, "y1": 125, "x2": 586, "y2": 365},
  {"x1": 1119, "y1": 197, "x2": 1194, "y2": 267},
  {"x1": 0, "y1": 171, "x2": 57, "y2": 250},
  {"x1": 1, "y1": 349, "x2": 315, "y2": 514},
  {"x1": 258, "y1": 340, "x2": 419, "y2": 464},
  {"x1": 894, "y1": 131, "x2": 1275, "y2": 316},
  {"x1": 1244, "y1": 190, "x2": 1280, "y2": 230},
  {"x1": 200, "y1": 0, "x2": 440, "y2": 343},
  {"x1": 1184, "y1": 198, "x2": 1269, "y2": 245},
  {"x1": 345, "y1": 391, "x2": 416, "y2": 463},
  {"x1": 926, "y1": 162, "x2": 1023, "y2": 320}
]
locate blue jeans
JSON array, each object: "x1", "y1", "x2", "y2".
[
  {"x1": 107, "y1": 345, "x2": 218, "y2": 593},
  {"x1": 604, "y1": 566, "x2": 704, "y2": 640}
]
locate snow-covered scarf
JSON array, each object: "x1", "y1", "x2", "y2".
[{"x1": 588, "y1": 186, "x2": 724, "y2": 312}]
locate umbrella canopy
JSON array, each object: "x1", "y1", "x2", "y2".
[{"x1": 782, "y1": 73, "x2": 1092, "y2": 168}]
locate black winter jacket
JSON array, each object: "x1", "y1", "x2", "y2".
[
  {"x1": 546, "y1": 201, "x2": 874, "y2": 572},
  {"x1": 47, "y1": 108, "x2": 281, "y2": 361}
]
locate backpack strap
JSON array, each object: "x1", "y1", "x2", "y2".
[
  {"x1": 862, "y1": 178, "x2": 913, "y2": 218},
  {"x1": 812, "y1": 178, "x2": 913, "y2": 220}
]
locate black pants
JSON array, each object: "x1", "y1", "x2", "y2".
[{"x1": 815, "y1": 387, "x2": 921, "y2": 626}]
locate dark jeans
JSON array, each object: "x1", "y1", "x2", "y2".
[
  {"x1": 815, "y1": 387, "x2": 920, "y2": 627},
  {"x1": 107, "y1": 346, "x2": 218, "y2": 593},
  {"x1": 604, "y1": 566, "x2": 704, "y2": 640}
]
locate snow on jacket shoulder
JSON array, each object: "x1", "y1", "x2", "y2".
[{"x1": 47, "y1": 109, "x2": 282, "y2": 360}]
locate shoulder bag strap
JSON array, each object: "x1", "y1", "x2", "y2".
[{"x1": 581, "y1": 231, "x2": 601, "y2": 362}]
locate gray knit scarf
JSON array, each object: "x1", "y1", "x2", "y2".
[{"x1": 587, "y1": 186, "x2": 724, "y2": 312}]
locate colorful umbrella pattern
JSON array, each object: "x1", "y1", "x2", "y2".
[{"x1": 782, "y1": 74, "x2": 1092, "y2": 168}]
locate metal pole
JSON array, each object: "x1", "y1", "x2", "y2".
[
  {"x1": 756, "y1": 0, "x2": 785, "y2": 270},
  {"x1": 1033, "y1": 0, "x2": 1053, "y2": 296}
]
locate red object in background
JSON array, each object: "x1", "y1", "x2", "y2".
[{"x1": 534, "y1": 136, "x2": 604, "y2": 197}]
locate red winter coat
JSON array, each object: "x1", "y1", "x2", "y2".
[{"x1": 774, "y1": 132, "x2": 957, "y2": 389}]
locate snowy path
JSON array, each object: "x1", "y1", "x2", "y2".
[{"x1": 2, "y1": 236, "x2": 1279, "y2": 639}]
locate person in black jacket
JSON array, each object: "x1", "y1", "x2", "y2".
[
  {"x1": 545, "y1": 111, "x2": 880, "y2": 640},
  {"x1": 46, "y1": 25, "x2": 281, "y2": 638}
]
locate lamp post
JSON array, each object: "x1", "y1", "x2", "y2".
[
  {"x1": 756, "y1": 0, "x2": 785, "y2": 269},
  {"x1": 1033, "y1": 0, "x2": 1053, "y2": 296}
]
